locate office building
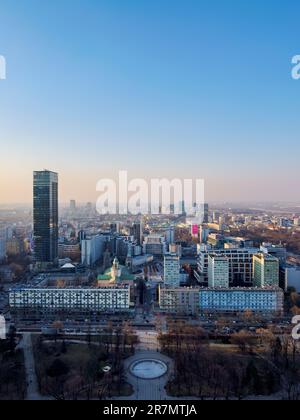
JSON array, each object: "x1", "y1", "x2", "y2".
[
  {"x1": 81, "y1": 235, "x2": 107, "y2": 266},
  {"x1": 159, "y1": 286, "x2": 283, "y2": 316},
  {"x1": 260, "y1": 243, "x2": 287, "y2": 266},
  {"x1": 159, "y1": 287, "x2": 200, "y2": 315},
  {"x1": 10, "y1": 285, "x2": 131, "y2": 319},
  {"x1": 0, "y1": 239, "x2": 5, "y2": 261},
  {"x1": 203, "y1": 203, "x2": 209, "y2": 223},
  {"x1": 208, "y1": 254, "x2": 229, "y2": 288},
  {"x1": 285, "y1": 266, "x2": 300, "y2": 292},
  {"x1": 196, "y1": 247, "x2": 259, "y2": 286},
  {"x1": 165, "y1": 227, "x2": 175, "y2": 244},
  {"x1": 169, "y1": 243, "x2": 182, "y2": 257},
  {"x1": 130, "y1": 222, "x2": 143, "y2": 246},
  {"x1": 199, "y1": 287, "x2": 283, "y2": 315},
  {"x1": 253, "y1": 254, "x2": 280, "y2": 288},
  {"x1": 33, "y1": 170, "x2": 58, "y2": 265},
  {"x1": 0, "y1": 228, "x2": 7, "y2": 261},
  {"x1": 164, "y1": 253, "x2": 181, "y2": 287},
  {"x1": 110, "y1": 222, "x2": 121, "y2": 234},
  {"x1": 143, "y1": 235, "x2": 167, "y2": 257},
  {"x1": 58, "y1": 242, "x2": 81, "y2": 261}
]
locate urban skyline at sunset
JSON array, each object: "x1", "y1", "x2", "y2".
[{"x1": 1, "y1": 1, "x2": 300, "y2": 404}]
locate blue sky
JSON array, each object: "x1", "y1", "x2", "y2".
[{"x1": 0, "y1": 0, "x2": 299, "y2": 203}]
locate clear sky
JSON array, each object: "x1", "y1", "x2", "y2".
[{"x1": 0, "y1": 0, "x2": 299, "y2": 204}]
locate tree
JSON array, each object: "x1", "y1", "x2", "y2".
[
  {"x1": 47, "y1": 359, "x2": 69, "y2": 378},
  {"x1": 231, "y1": 330, "x2": 255, "y2": 353}
]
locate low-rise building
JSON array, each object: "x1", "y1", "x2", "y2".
[
  {"x1": 159, "y1": 287, "x2": 200, "y2": 315},
  {"x1": 9, "y1": 284, "x2": 131, "y2": 319},
  {"x1": 143, "y1": 235, "x2": 167, "y2": 257},
  {"x1": 159, "y1": 286, "x2": 283, "y2": 316},
  {"x1": 199, "y1": 287, "x2": 283, "y2": 315}
]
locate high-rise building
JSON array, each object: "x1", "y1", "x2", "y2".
[
  {"x1": 81, "y1": 235, "x2": 106, "y2": 266},
  {"x1": 208, "y1": 254, "x2": 229, "y2": 288},
  {"x1": 0, "y1": 239, "x2": 5, "y2": 261},
  {"x1": 164, "y1": 253, "x2": 181, "y2": 287},
  {"x1": 199, "y1": 225, "x2": 210, "y2": 243},
  {"x1": 70, "y1": 200, "x2": 76, "y2": 211},
  {"x1": 203, "y1": 203, "x2": 209, "y2": 223},
  {"x1": 33, "y1": 170, "x2": 58, "y2": 265},
  {"x1": 0, "y1": 228, "x2": 7, "y2": 261},
  {"x1": 130, "y1": 222, "x2": 143, "y2": 246},
  {"x1": 179, "y1": 201, "x2": 186, "y2": 216},
  {"x1": 110, "y1": 222, "x2": 121, "y2": 234},
  {"x1": 253, "y1": 253, "x2": 279, "y2": 288},
  {"x1": 165, "y1": 226, "x2": 175, "y2": 244}
]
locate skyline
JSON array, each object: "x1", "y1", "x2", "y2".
[{"x1": 1, "y1": 0, "x2": 300, "y2": 203}]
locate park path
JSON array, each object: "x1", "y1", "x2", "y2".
[{"x1": 17, "y1": 333, "x2": 48, "y2": 400}]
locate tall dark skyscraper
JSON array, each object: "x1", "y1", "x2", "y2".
[
  {"x1": 130, "y1": 222, "x2": 143, "y2": 246},
  {"x1": 33, "y1": 170, "x2": 58, "y2": 265}
]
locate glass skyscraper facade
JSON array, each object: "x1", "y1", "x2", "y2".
[{"x1": 33, "y1": 170, "x2": 58, "y2": 264}]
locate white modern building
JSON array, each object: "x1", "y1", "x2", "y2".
[
  {"x1": 81, "y1": 234, "x2": 107, "y2": 266},
  {"x1": 164, "y1": 253, "x2": 181, "y2": 287},
  {"x1": 208, "y1": 254, "x2": 229, "y2": 288}
]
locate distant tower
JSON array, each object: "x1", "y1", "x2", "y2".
[
  {"x1": 33, "y1": 170, "x2": 58, "y2": 265},
  {"x1": 70, "y1": 200, "x2": 76, "y2": 211},
  {"x1": 103, "y1": 247, "x2": 111, "y2": 271},
  {"x1": 203, "y1": 203, "x2": 209, "y2": 223},
  {"x1": 179, "y1": 201, "x2": 186, "y2": 216}
]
